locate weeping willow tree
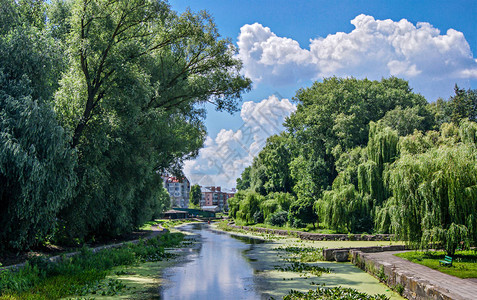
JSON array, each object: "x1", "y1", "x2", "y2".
[
  {"x1": 317, "y1": 185, "x2": 372, "y2": 233},
  {"x1": 316, "y1": 123, "x2": 399, "y2": 233},
  {"x1": 386, "y1": 138, "x2": 477, "y2": 255},
  {"x1": 260, "y1": 192, "x2": 295, "y2": 224},
  {"x1": 359, "y1": 122, "x2": 399, "y2": 205},
  {"x1": 460, "y1": 120, "x2": 477, "y2": 146},
  {"x1": 235, "y1": 192, "x2": 264, "y2": 225},
  {"x1": 227, "y1": 191, "x2": 245, "y2": 220}
]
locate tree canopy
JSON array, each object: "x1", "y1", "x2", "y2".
[
  {"x1": 231, "y1": 76, "x2": 477, "y2": 256},
  {"x1": 0, "y1": 0, "x2": 251, "y2": 249},
  {"x1": 189, "y1": 184, "x2": 202, "y2": 207},
  {"x1": 0, "y1": 3, "x2": 76, "y2": 249}
]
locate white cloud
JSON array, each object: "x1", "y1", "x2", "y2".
[
  {"x1": 237, "y1": 14, "x2": 477, "y2": 100},
  {"x1": 183, "y1": 95, "x2": 296, "y2": 188}
]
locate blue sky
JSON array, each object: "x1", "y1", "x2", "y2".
[{"x1": 171, "y1": 0, "x2": 477, "y2": 188}]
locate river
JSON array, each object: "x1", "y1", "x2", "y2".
[
  {"x1": 159, "y1": 223, "x2": 402, "y2": 300},
  {"x1": 160, "y1": 223, "x2": 264, "y2": 299}
]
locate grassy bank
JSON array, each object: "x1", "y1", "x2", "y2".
[
  {"x1": 395, "y1": 250, "x2": 477, "y2": 278},
  {"x1": 0, "y1": 233, "x2": 184, "y2": 299}
]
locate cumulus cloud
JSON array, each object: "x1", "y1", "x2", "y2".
[
  {"x1": 237, "y1": 14, "x2": 477, "y2": 100},
  {"x1": 184, "y1": 95, "x2": 296, "y2": 188}
]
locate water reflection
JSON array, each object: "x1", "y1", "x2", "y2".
[{"x1": 160, "y1": 223, "x2": 263, "y2": 300}]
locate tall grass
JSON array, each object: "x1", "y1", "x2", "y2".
[{"x1": 0, "y1": 232, "x2": 183, "y2": 299}]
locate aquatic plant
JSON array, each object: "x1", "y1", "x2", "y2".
[
  {"x1": 274, "y1": 262, "x2": 332, "y2": 276},
  {"x1": 283, "y1": 286, "x2": 389, "y2": 300}
]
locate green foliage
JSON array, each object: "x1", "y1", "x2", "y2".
[
  {"x1": 236, "y1": 166, "x2": 251, "y2": 190},
  {"x1": 235, "y1": 191, "x2": 264, "y2": 225},
  {"x1": 378, "y1": 105, "x2": 433, "y2": 136},
  {"x1": 234, "y1": 77, "x2": 429, "y2": 232},
  {"x1": 227, "y1": 191, "x2": 245, "y2": 219},
  {"x1": 317, "y1": 185, "x2": 372, "y2": 233},
  {"x1": 0, "y1": 0, "x2": 251, "y2": 249},
  {"x1": 268, "y1": 211, "x2": 288, "y2": 227},
  {"x1": 0, "y1": 84, "x2": 77, "y2": 250},
  {"x1": 189, "y1": 184, "x2": 202, "y2": 207},
  {"x1": 274, "y1": 261, "x2": 332, "y2": 276},
  {"x1": 0, "y1": 0, "x2": 47, "y2": 33},
  {"x1": 459, "y1": 120, "x2": 477, "y2": 146},
  {"x1": 0, "y1": 14, "x2": 76, "y2": 250},
  {"x1": 276, "y1": 245, "x2": 325, "y2": 262},
  {"x1": 249, "y1": 134, "x2": 295, "y2": 195},
  {"x1": 430, "y1": 86, "x2": 477, "y2": 126},
  {"x1": 260, "y1": 192, "x2": 295, "y2": 222},
  {"x1": 0, "y1": 233, "x2": 183, "y2": 298},
  {"x1": 288, "y1": 197, "x2": 317, "y2": 228},
  {"x1": 283, "y1": 286, "x2": 388, "y2": 300},
  {"x1": 386, "y1": 128, "x2": 477, "y2": 255},
  {"x1": 317, "y1": 123, "x2": 398, "y2": 233},
  {"x1": 286, "y1": 76, "x2": 426, "y2": 194},
  {"x1": 51, "y1": 0, "x2": 251, "y2": 241},
  {"x1": 450, "y1": 85, "x2": 477, "y2": 123}
]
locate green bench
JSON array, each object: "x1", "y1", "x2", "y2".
[{"x1": 439, "y1": 255, "x2": 453, "y2": 267}]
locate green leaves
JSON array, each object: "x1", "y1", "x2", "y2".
[
  {"x1": 0, "y1": 75, "x2": 77, "y2": 250},
  {"x1": 189, "y1": 184, "x2": 201, "y2": 207},
  {"x1": 53, "y1": 0, "x2": 250, "y2": 240},
  {"x1": 1, "y1": 0, "x2": 251, "y2": 248},
  {"x1": 386, "y1": 125, "x2": 477, "y2": 254}
]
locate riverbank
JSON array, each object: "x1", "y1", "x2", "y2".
[
  {"x1": 0, "y1": 222, "x2": 197, "y2": 299},
  {"x1": 352, "y1": 250, "x2": 477, "y2": 300},
  {"x1": 211, "y1": 222, "x2": 405, "y2": 299}
]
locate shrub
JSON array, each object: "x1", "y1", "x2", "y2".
[{"x1": 268, "y1": 211, "x2": 288, "y2": 227}]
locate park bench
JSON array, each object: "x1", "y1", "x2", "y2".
[{"x1": 439, "y1": 255, "x2": 453, "y2": 267}]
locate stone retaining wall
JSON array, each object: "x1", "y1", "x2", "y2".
[
  {"x1": 323, "y1": 245, "x2": 408, "y2": 261},
  {"x1": 351, "y1": 250, "x2": 454, "y2": 300},
  {"x1": 228, "y1": 224, "x2": 393, "y2": 241}
]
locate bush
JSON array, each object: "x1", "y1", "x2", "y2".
[
  {"x1": 288, "y1": 197, "x2": 316, "y2": 228},
  {"x1": 268, "y1": 211, "x2": 288, "y2": 227},
  {"x1": 253, "y1": 211, "x2": 264, "y2": 224}
]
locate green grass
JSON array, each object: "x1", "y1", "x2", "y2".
[
  {"x1": 395, "y1": 250, "x2": 477, "y2": 279},
  {"x1": 0, "y1": 233, "x2": 184, "y2": 299}
]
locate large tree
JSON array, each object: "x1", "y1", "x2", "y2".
[
  {"x1": 249, "y1": 134, "x2": 295, "y2": 195},
  {"x1": 384, "y1": 121, "x2": 477, "y2": 255},
  {"x1": 0, "y1": 2, "x2": 76, "y2": 250},
  {"x1": 285, "y1": 77, "x2": 427, "y2": 199},
  {"x1": 51, "y1": 0, "x2": 251, "y2": 239}
]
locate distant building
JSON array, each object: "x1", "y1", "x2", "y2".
[
  {"x1": 200, "y1": 186, "x2": 236, "y2": 211},
  {"x1": 162, "y1": 175, "x2": 190, "y2": 208}
]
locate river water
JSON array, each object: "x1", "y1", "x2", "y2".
[{"x1": 160, "y1": 223, "x2": 264, "y2": 299}]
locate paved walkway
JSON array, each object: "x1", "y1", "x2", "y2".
[{"x1": 364, "y1": 251, "x2": 477, "y2": 300}]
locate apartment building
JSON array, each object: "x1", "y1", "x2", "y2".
[
  {"x1": 200, "y1": 186, "x2": 236, "y2": 211},
  {"x1": 162, "y1": 175, "x2": 190, "y2": 208}
]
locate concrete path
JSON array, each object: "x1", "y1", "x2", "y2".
[{"x1": 364, "y1": 251, "x2": 477, "y2": 300}]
